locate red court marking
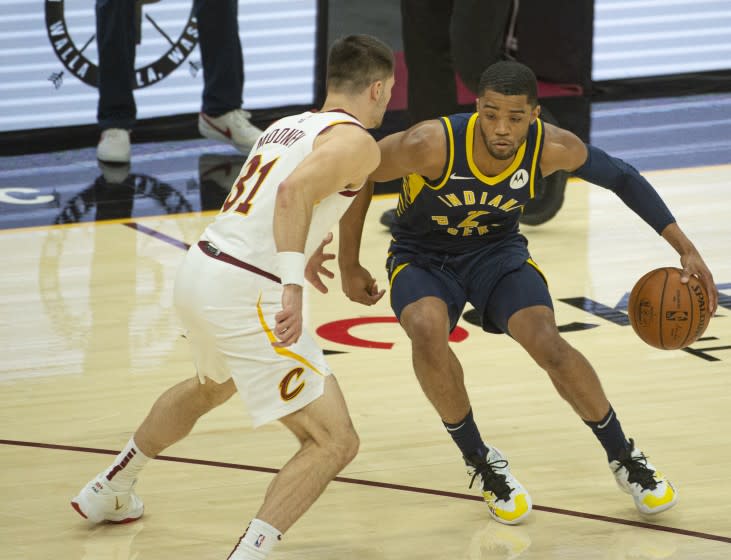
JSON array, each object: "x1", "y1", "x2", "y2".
[
  {"x1": 317, "y1": 317, "x2": 469, "y2": 349},
  {"x1": 2, "y1": 438, "x2": 729, "y2": 544}
]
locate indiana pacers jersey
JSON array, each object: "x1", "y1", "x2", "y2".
[
  {"x1": 391, "y1": 112, "x2": 545, "y2": 253},
  {"x1": 201, "y1": 110, "x2": 364, "y2": 273}
]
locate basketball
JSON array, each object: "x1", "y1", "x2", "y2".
[{"x1": 627, "y1": 267, "x2": 710, "y2": 350}]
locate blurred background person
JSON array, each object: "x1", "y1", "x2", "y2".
[{"x1": 96, "y1": 0, "x2": 262, "y2": 163}]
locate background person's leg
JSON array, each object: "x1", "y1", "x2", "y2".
[
  {"x1": 400, "y1": 0, "x2": 459, "y2": 124},
  {"x1": 194, "y1": 0, "x2": 243, "y2": 116},
  {"x1": 96, "y1": 0, "x2": 136, "y2": 130}
]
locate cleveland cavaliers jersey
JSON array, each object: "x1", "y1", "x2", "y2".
[
  {"x1": 201, "y1": 110, "x2": 364, "y2": 273},
  {"x1": 391, "y1": 113, "x2": 545, "y2": 253}
]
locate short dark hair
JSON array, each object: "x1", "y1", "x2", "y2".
[
  {"x1": 477, "y1": 61, "x2": 538, "y2": 107},
  {"x1": 327, "y1": 35, "x2": 394, "y2": 94}
]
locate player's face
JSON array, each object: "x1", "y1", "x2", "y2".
[
  {"x1": 476, "y1": 91, "x2": 538, "y2": 160},
  {"x1": 371, "y1": 74, "x2": 395, "y2": 128}
]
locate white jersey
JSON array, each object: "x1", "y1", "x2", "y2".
[{"x1": 201, "y1": 110, "x2": 365, "y2": 277}]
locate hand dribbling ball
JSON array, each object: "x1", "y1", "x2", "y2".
[{"x1": 627, "y1": 267, "x2": 710, "y2": 350}]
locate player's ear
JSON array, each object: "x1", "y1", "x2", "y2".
[
  {"x1": 531, "y1": 104, "x2": 541, "y2": 124},
  {"x1": 371, "y1": 80, "x2": 383, "y2": 102}
]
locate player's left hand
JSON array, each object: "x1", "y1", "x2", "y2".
[
  {"x1": 305, "y1": 232, "x2": 336, "y2": 294},
  {"x1": 274, "y1": 284, "x2": 303, "y2": 347},
  {"x1": 680, "y1": 251, "x2": 718, "y2": 315}
]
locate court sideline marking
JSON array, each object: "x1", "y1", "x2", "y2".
[{"x1": 1, "y1": 438, "x2": 729, "y2": 544}]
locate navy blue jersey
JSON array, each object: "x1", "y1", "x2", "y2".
[{"x1": 390, "y1": 112, "x2": 545, "y2": 254}]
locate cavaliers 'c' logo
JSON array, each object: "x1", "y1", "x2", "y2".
[
  {"x1": 44, "y1": 0, "x2": 198, "y2": 89},
  {"x1": 279, "y1": 367, "x2": 305, "y2": 401}
]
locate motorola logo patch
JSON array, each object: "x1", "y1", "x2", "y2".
[{"x1": 509, "y1": 169, "x2": 529, "y2": 189}]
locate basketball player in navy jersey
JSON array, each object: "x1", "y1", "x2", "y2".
[{"x1": 340, "y1": 61, "x2": 719, "y2": 525}]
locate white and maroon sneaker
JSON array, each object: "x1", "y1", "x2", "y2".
[
  {"x1": 71, "y1": 473, "x2": 144, "y2": 524},
  {"x1": 198, "y1": 109, "x2": 263, "y2": 153}
]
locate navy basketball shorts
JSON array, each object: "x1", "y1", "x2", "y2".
[{"x1": 387, "y1": 235, "x2": 553, "y2": 335}]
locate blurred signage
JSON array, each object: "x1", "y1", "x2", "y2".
[{"x1": 0, "y1": 0, "x2": 318, "y2": 132}]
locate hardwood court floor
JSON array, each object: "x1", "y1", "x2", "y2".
[{"x1": 1, "y1": 165, "x2": 730, "y2": 559}]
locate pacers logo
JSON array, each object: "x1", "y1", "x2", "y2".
[
  {"x1": 279, "y1": 367, "x2": 306, "y2": 401},
  {"x1": 44, "y1": 0, "x2": 198, "y2": 89},
  {"x1": 509, "y1": 169, "x2": 529, "y2": 189}
]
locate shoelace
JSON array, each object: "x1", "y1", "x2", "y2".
[
  {"x1": 613, "y1": 441, "x2": 658, "y2": 491},
  {"x1": 468, "y1": 458, "x2": 513, "y2": 502}
]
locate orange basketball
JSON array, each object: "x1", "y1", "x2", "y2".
[{"x1": 627, "y1": 267, "x2": 710, "y2": 350}]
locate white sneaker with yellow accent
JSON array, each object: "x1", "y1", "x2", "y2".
[
  {"x1": 610, "y1": 439, "x2": 677, "y2": 515},
  {"x1": 466, "y1": 446, "x2": 532, "y2": 525},
  {"x1": 71, "y1": 473, "x2": 144, "y2": 524}
]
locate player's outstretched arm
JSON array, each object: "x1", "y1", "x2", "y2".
[
  {"x1": 338, "y1": 120, "x2": 445, "y2": 306},
  {"x1": 272, "y1": 125, "x2": 380, "y2": 347},
  {"x1": 542, "y1": 123, "x2": 674, "y2": 234},
  {"x1": 338, "y1": 180, "x2": 385, "y2": 306},
  {"x1": 370, "y1": 119, "x2": 446, "y2": 183},
  {"x1": 541, "y1": 123, "x2": 718, "y2": 314}
]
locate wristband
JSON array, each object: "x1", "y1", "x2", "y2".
[{"x1": 277, "y1": 251, "x2": 305, "y2": 286}]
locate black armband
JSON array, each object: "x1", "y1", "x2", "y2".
[{"x1": 573, "y1": 144, "x2": 675, "y2": 234}]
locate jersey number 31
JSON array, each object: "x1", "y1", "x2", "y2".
[{"x1": 221, "y1": 155, "x2": 278, "y2": 216}]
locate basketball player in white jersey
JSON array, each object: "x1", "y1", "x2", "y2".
[{"x1": 71, "y1": 34, "x2": 394, "y2": 559}]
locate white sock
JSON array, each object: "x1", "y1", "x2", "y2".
[
  {"x1": 229, "y1": 519, "x2": 282, "y2": 559},
  {"x1": 102, "y1": 438, "x2": 151, "y2": 491}
]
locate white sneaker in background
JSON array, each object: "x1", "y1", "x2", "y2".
[
  {"x1": 97, "y1": 128, "x2": 131, "y2": 163},
  {"x1": 198, "y1": 153, "x2": 246, "y2": 191},
  {"x1": 198, "y1": 109, "x2": 263, "y2": 153}
]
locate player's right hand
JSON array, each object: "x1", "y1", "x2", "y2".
[
  {"x1": 305, "y1": 232, "x2": 336, "y2": 294},
  {"x1": 273, "y1": 285, "x2": 303, "y2": 347},
  {"x1": 679, "y1": 251, "x2": 718, "y2": 316},
  {"x1": 341, "y1": 264, "x2": 385, "y2": 306}
]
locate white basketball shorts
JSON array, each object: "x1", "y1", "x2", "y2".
[{"x1": 173, "y1": 242, "x2": 332, "y2": 427}]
